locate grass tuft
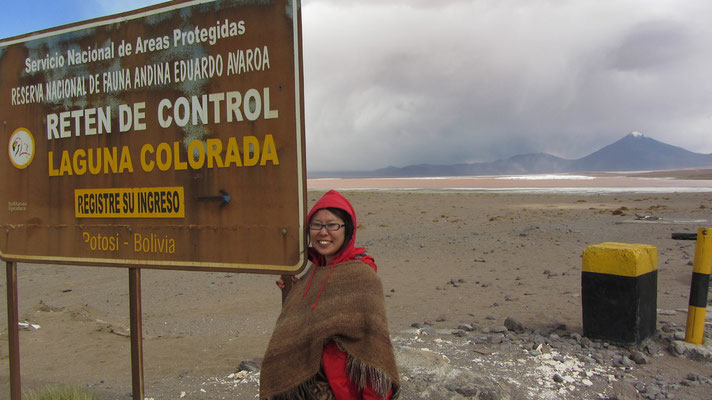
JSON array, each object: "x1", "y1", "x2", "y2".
[{"x1": 24, "y1": 385, "x2": 101, "y2": 400}]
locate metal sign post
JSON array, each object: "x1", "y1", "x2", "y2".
[
  {"x1": 129, "y1": 268, "x2": 145, "y2": 400},
  {"x1": 6, "y1": 262, "x2": 21, "y2": 400}
]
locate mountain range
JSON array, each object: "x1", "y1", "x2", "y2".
[{"x1": 309, "y1": 132, "x2": 712, "y2": 178}]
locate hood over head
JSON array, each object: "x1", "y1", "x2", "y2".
[{"x1": 307, "y1": 190, "x2": 376, "y2": 271}]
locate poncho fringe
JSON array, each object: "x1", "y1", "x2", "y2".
[{"x1": 346, "y1": 353, "x2": 393, "y2": 398}]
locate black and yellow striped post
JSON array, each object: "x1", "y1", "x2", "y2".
[
  {"x1": 582, "y1": 242, "x2": 658, "y2": 344},
  {"x1": 685, "y1": 227, "x2": 712, "y2": 345}
]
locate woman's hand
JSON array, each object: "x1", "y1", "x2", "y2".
[{"x1": 276, "y1": 275, "x2": 298, "y2": 289}]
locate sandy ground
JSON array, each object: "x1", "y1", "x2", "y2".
[{"x1": 1, "y1": 188, "x2": 712, "y2": 399}]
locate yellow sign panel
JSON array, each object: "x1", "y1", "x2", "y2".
[{"x1": 75, "y1": 187, "x2": 185, "y2": 218}]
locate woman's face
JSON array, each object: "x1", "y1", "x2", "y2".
[{"x1": 309, "y1": 209, "x2": 346, "y2": 263}]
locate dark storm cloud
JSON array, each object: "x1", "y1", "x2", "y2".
[{"x1": 609, "y1": 20, "x2": 693, "y2": 72}]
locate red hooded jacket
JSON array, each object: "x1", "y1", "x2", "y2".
[{"x1": 303, "y1": 190, "x2": 390, "y2": 400}]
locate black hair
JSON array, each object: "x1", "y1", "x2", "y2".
[{"x1": 327, "y1": 207, "x2": 354, "y2": 247}]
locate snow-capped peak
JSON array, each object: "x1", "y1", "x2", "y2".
[{"x1": 630, "y1": 131, "x2": 644, "y2": 137}]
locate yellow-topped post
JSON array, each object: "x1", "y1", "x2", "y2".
[
  {"x1": 582, "y1": 242, "x2": 658, "y2": 344},
  {"x1": 685, "y1": 228, "x2": 712, "y2": 345}
]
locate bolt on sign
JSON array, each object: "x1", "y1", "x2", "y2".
[{"x1": 0, "y1": 0, "x2": 307, "y2": 273}]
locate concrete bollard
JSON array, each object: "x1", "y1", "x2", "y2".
[{"x1": 582, "y1": 242, "x2": 658, "y2": 344}]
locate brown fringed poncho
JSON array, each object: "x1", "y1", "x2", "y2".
[{"x1": 260, "y1": 260, "x2": 400, "y2": 399}]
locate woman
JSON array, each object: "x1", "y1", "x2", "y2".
[{"x1": 260, "y1": 190, "x2": 400, "y2": 399}]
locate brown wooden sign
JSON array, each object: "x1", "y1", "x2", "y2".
[{"x1": 0, "y1": 0, "x2": 307, "y2": 273}]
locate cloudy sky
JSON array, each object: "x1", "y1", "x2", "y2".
[{"x1": 2, "y1": 0, "x2": 712, "y2": 171}]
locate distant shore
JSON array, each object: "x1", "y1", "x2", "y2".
[
  {"x1": 621, "y1": 167, "x2": 712, "y2": 180},
  {"x1": 308, "y1": 168, "x2": 712, "y2": 193}
]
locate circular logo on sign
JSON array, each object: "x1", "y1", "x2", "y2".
[{"x1": 8, "y1": 128, "x2": 35, "y2": 169}]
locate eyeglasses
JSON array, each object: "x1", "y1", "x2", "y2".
[{"x1": 309, "y1": 222, "x2": 345, "y2": 231}]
